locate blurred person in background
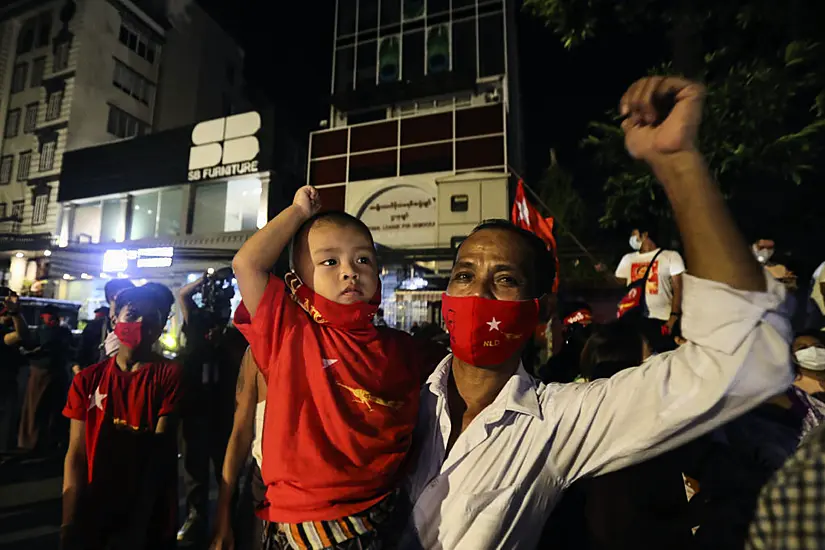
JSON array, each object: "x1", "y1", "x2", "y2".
[
  {"x1": 683, "y1": 331, "x2": 825, "y2": 548},
  {"x1": 18, "y1": 304, "x2": 73, "y2": 452},
  {"x1": 538, "y1": 300, "x2": 594, "y2": 383},
  {"x1": 615, "y1": 225, "x2": 684, "y2": 352},
  {"x1": 73, "y1": 307, "x2": 110, "y2": 375},
  {"x1": 543, "y1": 321, "x2": 693, "y2": 550},
  {"x1": 177, "y1": 268, "x2": 247, "y2": 545},
  {"x1": 789, "y1": 331, "x2": 825, "y2": 436},
  {"x1": 0, "y1": 288, "x2": 27, "y2": 453}
]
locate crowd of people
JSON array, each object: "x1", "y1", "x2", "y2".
[{"x1": 1, "y1": 74, "x2": 823, "y2": 549}]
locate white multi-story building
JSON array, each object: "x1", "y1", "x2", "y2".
[{"x1": 0, "y1": 0, "x2": 246, "y2": 292}]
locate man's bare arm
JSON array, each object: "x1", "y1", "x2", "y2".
[
  {"x1": 62, "y1": 420, "x2": 87, "y2": 527},
  {"x1": 3, "y1": 309, "x2": 28, "y2": 347},
  {"x1": 212, "y1": 349, "x2": 260, "y2": 545},
  {"x1": 177, "y1": 276, "x2": 204, "y2": 325},
  {"x1": 670, "y1": 273, "x2": 684, "y2": 314},
  {"x1": 232, "y1": 186, "x2": 320, "y2": 316},
  {"x1": 620, "y1": 77, "x2": 764, "y2": 292}
]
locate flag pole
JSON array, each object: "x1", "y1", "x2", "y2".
[{"x1": 509, "y1": 167, "x2": 601, "y2": 267}]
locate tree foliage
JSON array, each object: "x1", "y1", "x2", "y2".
[
  {"x1": 535, "y1": 149, "x2": 586, "y2": 239},
  {"x1": 526, "y1": 0, "x2": 825, "y2": 241}
]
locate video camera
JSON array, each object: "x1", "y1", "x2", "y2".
[{"x1": 200, "y1": 267, "x2": 235, "y2": 321}]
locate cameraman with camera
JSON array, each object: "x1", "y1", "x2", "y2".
[{"x1": 176, "y1": 268, "x2": 247, "y2": 545}]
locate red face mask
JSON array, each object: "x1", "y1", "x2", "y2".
[
  {"x1": 285, "y1": 273, "x2": 380, "y2": 332},
  {"x1": 441, "y1": 294, "x2": 540, "y2": 367},
  {"x1": 40, "y1": 313, "x2": 59, "y2": 327},
  {"x1": 114, "y1": 321, "x2": 143, "y2": 349}
]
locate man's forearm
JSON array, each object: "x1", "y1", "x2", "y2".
[
  {"x1": 216, "y1": 427, "x2": 254, "y2": 517},
  {"x1": 651, "y1": 152, "x2": 765, "y2": 292},
  {"x1": 62, "y1": 455, "x2": 86, "y2": 525},
  {"x1": 671, "y1": 277, "x2": 683, "y2": 314},
  {"x1": 12, "y1": 314, "x2": 28, "y2": 343}
]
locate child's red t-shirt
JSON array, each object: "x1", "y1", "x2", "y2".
[
  {"x1": 235, "y1": 275, "x2": 445, "y2": 523},
  {"x1": 63, "y1": 357, "x2": 182, "y2": 545}
]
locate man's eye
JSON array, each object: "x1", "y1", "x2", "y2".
[
  {"x1": 497, "y1": 276, "x2": 518, "y2": 286},
  {"x1": 321, "y1": 259, "x2": 338, "y2": 267},
  {"x1": 452, "y1": 272, "x2": 471, "y2": 282},
  {"x1": 356, "y1": 256, "x2": 371, "y2": 264}
]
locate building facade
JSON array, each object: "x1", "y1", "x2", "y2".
[
  {"x1": 308, "y1": 0, "x2": 523, "y2": 327},
  {"x1": 0, "y1": 0, "x2": 247, "y2": 293},
  {"x1": 48, "y1": 108, "x2": 303, "y2": 327}
]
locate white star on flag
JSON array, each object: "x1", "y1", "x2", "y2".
[
  {"x1": 516, "y1": 199, "x2": 531, "y2": 229},
  {"x1": 322, "y1": 358, "x2": 339, "y2": 368},
  {"x1": 487, "y1": 317, "x2": 501, "y2": 331},
  {"x1": 88, "y1": 386, "x2": 107, "y2": 411}
]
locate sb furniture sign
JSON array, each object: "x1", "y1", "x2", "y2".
[{"x1": 188, "y1": 112, "x2": 261, "y2": 182}]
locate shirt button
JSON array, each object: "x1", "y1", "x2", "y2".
[{"x1": 427, "y1": 478, "x2": 439, "y2": 490}]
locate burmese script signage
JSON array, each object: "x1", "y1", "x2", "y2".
[{"x1": 358, "y1": 185, "x2": 437, "y2": 247}]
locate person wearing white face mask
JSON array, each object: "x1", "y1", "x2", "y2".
[
  {"x1": 752, "y1": 239, "x2": 797, "y2": 289},
  {"x1": 615, "y1": 226, "x2": 685, "y2": 350}
]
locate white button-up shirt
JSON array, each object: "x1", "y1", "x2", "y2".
[{"x1": 400, "y1": 274, "x2": 793, "y2": 549}]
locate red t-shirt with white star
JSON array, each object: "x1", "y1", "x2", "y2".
[
  {"x1": 235, "y1": 275, "x2": 446, "y2": 523},
  {"x1": 63, "y1": 356, "x2": 182, "y2": 546}
]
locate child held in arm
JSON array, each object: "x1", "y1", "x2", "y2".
[
  {"x1": 231, "y1": 185, "x2": 445, "y2": 549},
  {"x1": 61, "y1": 285, "x2": 183, "y2": 550}
]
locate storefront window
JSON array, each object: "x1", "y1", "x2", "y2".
[
  {"x1": 100, "y1": 199, "x2": 123, "y2": 243},
  {"x1": 130, "y1": 192, "x2": 158, "y2": 240},
  {"x1": 73, "y1": 203, "x2": 101, "y2": 243},
  {"x1": 193, "y1": 178, "x2": 261, "y2": 234},
  {"x1": 157, "y1": 187, "x2": 183, "y2": 237}
]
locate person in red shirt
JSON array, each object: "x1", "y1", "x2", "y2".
[
  {"x1": 230, "y1": 185, "x2": 445, "y2": 549},
  {"x1": 61, "y1": 285, "x2": 183, "y2": 550}
]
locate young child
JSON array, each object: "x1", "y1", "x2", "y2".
[
  {"x1": 232, "y1": 185, "x2": 445, "y2": 549},
  {"x1": 61, "y1": 285, "x2": 183, "y2": 550}
]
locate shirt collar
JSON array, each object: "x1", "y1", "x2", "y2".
[{"x1": 426, "y1": 354, "x2": 543, "y2": 421}]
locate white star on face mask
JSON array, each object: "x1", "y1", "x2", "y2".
[{"x1": 487, "y1": 317, "x2": 501, "y2": 331}]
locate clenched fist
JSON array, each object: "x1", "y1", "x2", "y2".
[
  {"x1": 619, "y1": 76, "x2": 706, "y2": 162},
  {"x1": 293, "y1": 185, "x2": 322, "y2": 219}
]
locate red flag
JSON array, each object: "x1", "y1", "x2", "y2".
[{"x1": 511, "y1": 180, "x2": 560, "y2": 292}]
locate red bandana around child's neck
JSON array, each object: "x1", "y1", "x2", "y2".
[{"x1": 284, "y1": 272, "x2": 380, "y2": 331}]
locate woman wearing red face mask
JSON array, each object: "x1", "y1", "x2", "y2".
[
  {"x1": 18, "y1": 304, "x2": 73, "y2": 452},
  {"x1": 61, "y1": 286, "x2": 183, "y2": 550}
]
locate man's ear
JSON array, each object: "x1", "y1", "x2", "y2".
[{"x1": 539, "y1": 293, "x2": 557, "y2": 323}]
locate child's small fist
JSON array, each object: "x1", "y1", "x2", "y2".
[{"x1": 293, "y1": 186, "x2": 321, "y2": 218}]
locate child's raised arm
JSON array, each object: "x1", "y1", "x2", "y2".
[{"x1": 232, "y1": 186, "x2": 321, "y2": 316}]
